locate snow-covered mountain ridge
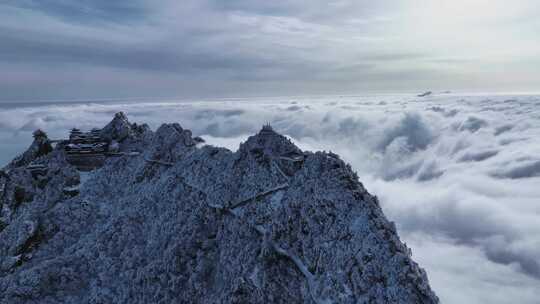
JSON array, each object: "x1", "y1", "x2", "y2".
[{"x1": 0, "y1": 113, "x2": 438, "y2": 303}]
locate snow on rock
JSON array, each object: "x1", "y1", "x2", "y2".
[
  {"x1": 6, "y1": 129, "x2": 53, "y2": 170},
  {"x1": 99, "y1": 111, "x2": 133, "y2": 142},
  {"x1": 0, "y1": 113, "x2": 439, "y2": 303}
]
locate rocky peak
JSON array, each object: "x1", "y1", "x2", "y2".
[
  {"x1": 0, "y1": 114, "x2": 439, "y2": 304},
  {"x1": 145, "y1": 123, "x2": 200, "y2": 162},
  {"x1": 5, "y1": 130, "x2": 53, "y2": 170},
  {"x1": 240, "y1": 124, "x2": 304, "y2": 162},
  {"x1": 32, "y1": 129, "x2": 47, "y2": 140},
  {"x1": 100, "y1": 111, "x2": 134, "y2": 142}
]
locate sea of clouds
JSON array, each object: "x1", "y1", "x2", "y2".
[{"x1": 1, "y1": 94, "x2": 540, "y2": 303}]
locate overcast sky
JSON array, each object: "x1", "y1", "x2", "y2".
[{"x1": 1, "y1": 0, "x2": 539, "y2": 101}]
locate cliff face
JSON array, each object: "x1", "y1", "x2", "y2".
[{"x1": 0, "y1": 114, "x2": 439, "y2": 304}]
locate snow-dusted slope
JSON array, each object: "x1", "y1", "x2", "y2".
[{"x1": 0, "y1": 113, "x2": 438, "y2": 303}]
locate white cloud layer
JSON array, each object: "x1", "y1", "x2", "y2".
[{"x1": 1, "y1": 93, "x2": 540, "y2": 303}]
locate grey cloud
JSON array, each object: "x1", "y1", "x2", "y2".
[
  {"x1": 194, "y1": 109, "x2": 246, "y2": 120},
  {"x1": 492, "y1": 160, "x2": 540, "y2": 179},
  {"x1": 428, "y1": 106, "x2": 459, "y2": 117},
  {"x1": 494, "y1": 124, "x2": 514, "y2": 136},
  {"x1": 199, "y1": 120, "x2": 257, "y2": 138},
  {"x1": 0, "y1": 0, "x2": 490, "y2": 102},
  {"x1": 0, "y1": 28, "x2": 274, "y2": 74},
  {"x1": 337, "y1": 117, "x2": 370, "y2": 138},
  {"x1": 18, "y1": 117, "x2": 46, "y2": 132},
  {"x1": 416, "y1": 161, "x2": 444, "y2": 181},
  {"x1": 457, "y1": 116, "x2": 488, "y2": 133},
  {"x1": 458, "y1": 150, "x2": 499, "y2": 162},
  {"x1": 396, "y1": 196, "x2": 540, "y2": 279},
  {"x1": 484, "y1": 241, "x2": 540, "y2": 279},
  {"x1": 285, "y1": 105, "x2": 302, "y2": 111},
  {"x1": 3, "y1": 0, "x2": 148, "y2": 24},
  {"x1": 378, "y1": 113, "x2": 434, "y2": 152},
  {"x1": 400, "y1": 200, "x2": 514, "y2": 243},
  {"x1": 207, "y1": 0, "x2": 398, "y2": 23}
]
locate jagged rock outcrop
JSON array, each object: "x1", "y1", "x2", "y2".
[
  {"x1": 100, "y1": 112, "x2": 133, "y2": 142},
  {"x1": 99, "y1": 111, "x2": 152, "y2": 148},
  {"x1": 6, "y1": 130, "x2": 53, "y2": 170},
  {"x1": 0, "y1": 113, "x2": 439, "y2": 303}
]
